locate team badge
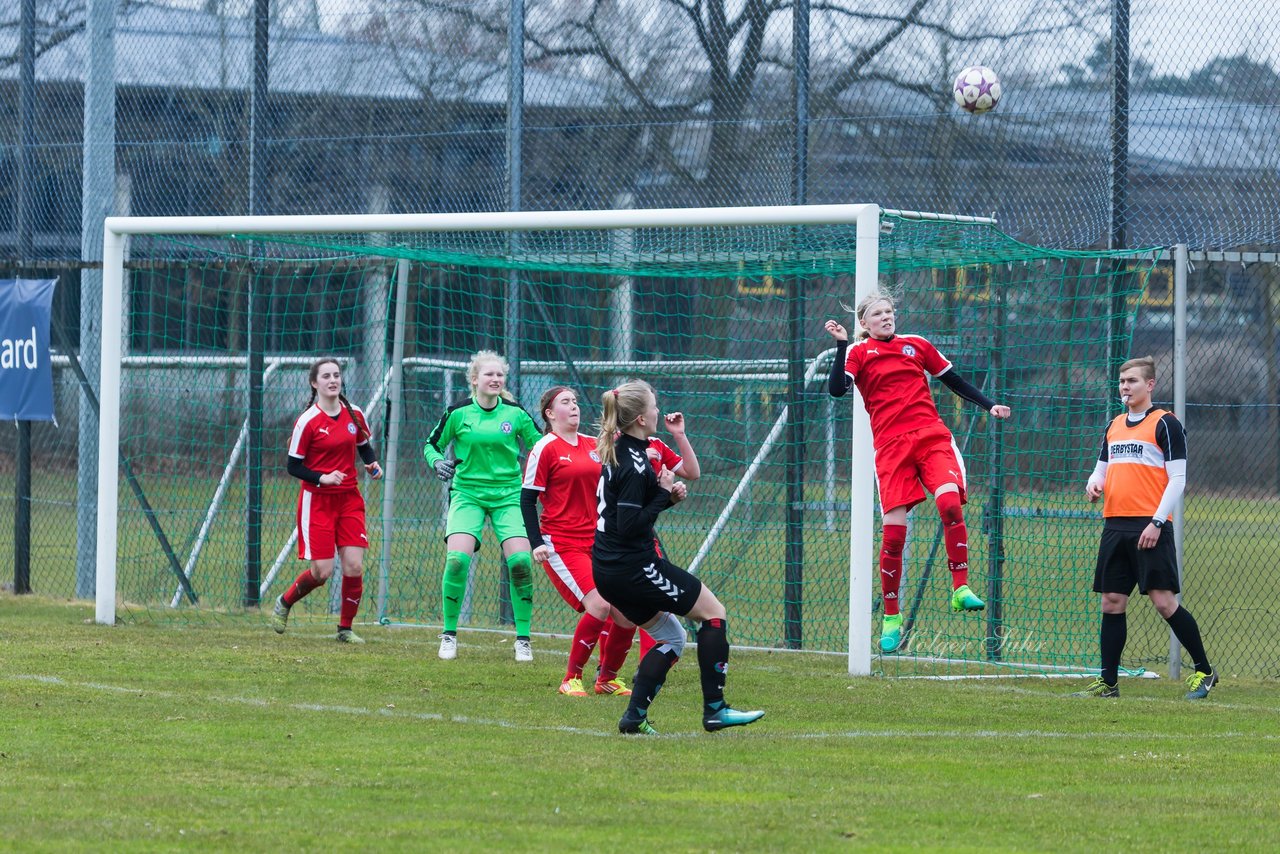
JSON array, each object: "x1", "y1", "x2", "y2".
[
  {"x1": 501, "y1": 421, "x2": 513, "y2": 434},
  {"x1": 347, "y1": 423, "x2": 358, "y2": 434},
  {"x1": 902, "y1": 344, "x2": 917, "y2": 357},
  {"x1": 589, "y1": 450, "x2": 601, "y2": 463}
]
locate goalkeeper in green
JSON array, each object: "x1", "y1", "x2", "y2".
[{"x1": 424, "y1": 350, "x2": 542, "y2": 662}]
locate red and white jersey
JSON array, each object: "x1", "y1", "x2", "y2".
[
  {"x1": 647, "y1": 437, "x2": 684, "y2": 474},
  {"x1": 288, "y1": 403, "x2": 371, "y2": 494},
  {"x1": 843, "y1": 334, "x2": 952, "y2": 448},
  {"x1": 523, "y1": 432, "x2": 602, "y2": 547}
]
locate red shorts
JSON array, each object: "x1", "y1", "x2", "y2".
[
  {"x1": 540, "y1": 534, "x2": 596, "y2": 612},
  {"x1": 873, "y1": 422, "x2": 967, "y2": 513},
  {"x1": 296, "y1": 488, "x2": 368, "y2": 561}
]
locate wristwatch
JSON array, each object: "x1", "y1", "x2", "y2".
[{"x1": 1151, "y1": 518, "x2": 1166, "y2": 529}]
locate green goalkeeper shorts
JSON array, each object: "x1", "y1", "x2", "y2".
[{"x1": 445, "y1": 487, "x2": 527, "y2": 546}]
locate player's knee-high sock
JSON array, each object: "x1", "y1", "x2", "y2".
[
  {"x1": 283, "y1": 568, "x2": 325, "y2": 607},
  {"x1": 626, "y1": 646, "x2": 678, "y2": 719},
  {"x1": 338, "y1": 574, "x2": 363, "y2": 631},
  {"x1": 1100, "y1": 611, "x2": 1127, "y2": 686},
  {"x1": 880, "y1": 524, "x2": 907, "y2": 616},
  {"x1": 1164, "y1": 606, "x2": 1211, "y2": 674},
  {"x1": 638, "y1": 628, "x2": 655, "y2": 660},
  {"x1": 696, "y1": 618, "x2": 730, "y2": 711},
  {"x1": 598, "y1": 619, "x2": 636, "y2": 681},
  {"x1": 505, "y1": 551, "x2": 535, "y2": 638},
  {"x1": 567, "y1": 612, "x2": 607, "y2": 680},
  {"x1": 936, "y1": 491, "x2": 969, "y2": 589},
  {"x1": 441, "y1": 551, "x2": 470, "y2": 634}
]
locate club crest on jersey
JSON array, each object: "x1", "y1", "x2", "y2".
[
  {"x1": 589, "y1": 450, "x2": 601, "y2": 463},
  {"x1": 500, "y1": 421, "x2": 513, "y2": 434},
  {"x1": 347, "y1": 422, "x2": 357, "y2": 434},
  {"x1": 902, "y1": 344, "x2": 916, "y2": 357}
]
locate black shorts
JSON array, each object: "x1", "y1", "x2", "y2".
[
  {"x1": 1093, "y1": 525, "x2": 1180, "y2": 595},
  {"x1": 593, "y1": 556, "x2": 703, "y2": 627}
]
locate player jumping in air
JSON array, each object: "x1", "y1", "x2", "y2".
[{"x1": 824, "y1": 292, "x2": 1011, "y2": 654}]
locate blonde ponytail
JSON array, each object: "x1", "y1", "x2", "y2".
[{"x1": 596, "y1": 380, "x2": 654, "y2": 466}]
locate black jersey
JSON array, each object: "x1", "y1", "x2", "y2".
[{"x1": 592, "y1": 433, "x2": 672, "y2": 567}]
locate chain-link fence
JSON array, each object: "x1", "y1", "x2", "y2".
[{"x1": 1, "y1": 1, "x2": 1277, "y2": 675}]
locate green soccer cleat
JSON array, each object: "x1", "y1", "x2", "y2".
[
  {"x1": 702, "y1": 704, "x2": 765, "y2": 733},
  {"x1": 336, "y1": 628, "x2": 365, "y2": 644},
  {"x1": 1184, "y1": 669, "x2": 1218, "y2": 700},
  {"x1": 269, "y1": 596, "x2": 290, "y2": 634},
  {"x1": 618, "y1": 711, "x2": 658, "y2": 735},
  {"x1": 1069, "y1": 676, "x2": 1119, "y2": 698},
  {"x1": 950, "y1": 584, "x2": 986, "y2": 613},
  {"x1": 880, "y1": 613, "x2": 904, "y2": 653}
]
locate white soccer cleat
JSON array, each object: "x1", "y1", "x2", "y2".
[
  {"x1": 514, "y1": 638, "x2": 533, "y2": 663},
  {"x1": 438, "y1": 633, "x2": 457, "y2": 660}
]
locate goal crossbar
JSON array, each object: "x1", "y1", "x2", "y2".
[{"x1": 97, "y1": 203, "x2": 996, "y2": 677}]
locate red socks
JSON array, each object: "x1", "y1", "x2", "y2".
[
  {"x1": 880, "y1": 524, "x2": 907, "y2": 616},
  {"x1": 282, "y1": 568, "x2": 324, "y2": 607},
  {"x1": 598, "y1": 619, "x2": 636, "y2": 681},
  {"x1": 338, "y1": 575, "x2": 363, "y2": 631},
  {"x1": 567, "y1": 612, "x2": 607, "y2": 680},
  {"x1": 936, "y1": 491, "x2": 969, "y2": 589}
]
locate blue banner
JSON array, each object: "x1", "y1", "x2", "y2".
[{"x1": 0, "y1": 278, "x2": 58, "y2": 421}]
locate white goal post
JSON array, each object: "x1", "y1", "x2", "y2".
[{"x1": 97, "y1": 203, "x2": 995, "y2": 675}]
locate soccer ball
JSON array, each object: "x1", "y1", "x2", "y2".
[{"x1": 953, "y1": 66, "x2": 1001, "y2": 114}]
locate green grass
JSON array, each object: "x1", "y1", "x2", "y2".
[
  {"x1": 2, "y1": 595, "x2": 1277, "y2": 852},
  {"x1": 5, "y1": 473, "x2": 1280, "y2": 677}
]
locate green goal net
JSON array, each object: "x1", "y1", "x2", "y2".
[{"x1": 98, "y1": 210, "x2": 1159, "y2": 677}]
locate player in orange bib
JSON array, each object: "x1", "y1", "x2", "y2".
[
  {"x1": 271, "y1": 358, "x2": 382, "y2": 643},
  {"x1": 521, "y1": 386, "x2": 636, "y2": 697},
  {"x1": 825, "y1": 292, "x2": 1011, "y2": 654},
  {"x1": 1072, "y1": 355, "x2": 1216, "y2": 700}
]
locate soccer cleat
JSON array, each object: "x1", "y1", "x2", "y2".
[
  {"x1": 1184, "y1": 669, "x2": 1218, "y2": 700},
  {"x1": 950, "y1": 584, "x2": 986, "y2": 613},
  {"x1": 594, "y1": 677, "x2": 633, "y2": 696},
  {"x1": 336, "y1": 628, "x2": 365, "y2": 644},
  {"x1": 269, "y1": 596, "x2": 290, "y2": 634},
  {"x1": 618, "y1": 711, "x2": 659, "y2": 735},
  {"x1": 1069, "y1": 676, "x2": 1119, "y2": 698},
  {"x1": 438, "y1": 633, "x2": 458, "y2": 660},
  {"x1": 514, "y1": 638, "x2": 533, "y2": 663},
  {"x1": 702, "y1": 705, "x2": 765, "y2": 732},
  {"x1": 880, "y1": 613, "x2": 904, "y2": 653},
  {"x1": 559, "y1": 677, "x2": 588, "y2": 697}
]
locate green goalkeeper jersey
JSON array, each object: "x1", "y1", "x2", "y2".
[{"x1": 423, "y1": 397, "x2": 542, "y2": 500}]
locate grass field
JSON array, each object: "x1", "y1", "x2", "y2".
[
  {"x1": 2, "y1": 595, "x2": 1277, "y2": 852},
  {"x1": 5, "y1": 471, "x2": 1280, "y2": 679}
]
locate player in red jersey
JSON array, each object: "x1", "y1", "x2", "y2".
[
  {"x1": 632, "y1": 414, "x2": 701, "y2": 662},
  {"x1": 270, "y1": 358, "x2": 382, "y2": 643},
  {"x1": 521, "y1": 386, "x2": 636, "y2": 697},
  {"x1": 825, "y1": 292, "x2": 1011, "y2": 654}
]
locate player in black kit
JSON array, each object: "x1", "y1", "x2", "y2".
[{"x1": 592, "y1": 380, "x2": 764, "y2": 735}]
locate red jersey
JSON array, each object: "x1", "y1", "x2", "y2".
[
  {"x1": 843, "y1": 334, "x2": 953, "y2": 448},
  {"x1": 288, "y1": 403, "x2": 371, "y2": 494},
  {"x1": 648, "y1": 437, "x2": 684, "y2": 474},
  {"x1": 522, "y1": 432, "x2": 602, "y2": 547}
]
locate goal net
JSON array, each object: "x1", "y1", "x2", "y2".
[{"x1": 95, "y1": 206, "x2": 1160, "y2": 677}]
